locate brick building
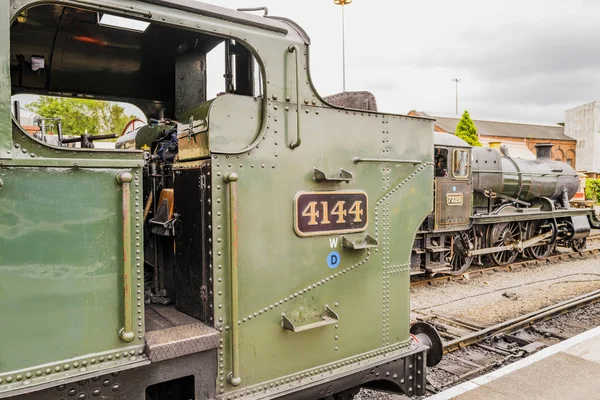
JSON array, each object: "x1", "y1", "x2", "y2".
[{"x1": 408, "y1": 111, "x2": 577, "y2": 167}]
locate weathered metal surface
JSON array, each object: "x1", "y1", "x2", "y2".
[
  {"x1": 435, "y1": 180, "x2": 472, "y2": 231},
  {"x1": 324, "y1": 91, "x2": 378, "y2": 112}
]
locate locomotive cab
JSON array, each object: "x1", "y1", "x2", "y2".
[
  {"x1": 411, "y1": 133, "x2": 473, "y2": 275},
  {"x1": 432, "y1": 134, "x2": 473, "y2": 232},
  {"x1": 3, "y1": 1, "x2": 442, "y2": 399}
]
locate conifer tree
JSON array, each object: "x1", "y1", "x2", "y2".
[{"x1": 455, "y1": 110, "x2": 482, "y2": 147}]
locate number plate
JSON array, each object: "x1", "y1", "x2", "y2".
[
  {"x1": 294, "y1": 191, "x2": 368, "y2": 237},
  {"x1": 446, "y1": 193, "x2": 464, "y2": 206}
]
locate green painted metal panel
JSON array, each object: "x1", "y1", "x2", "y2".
[
  {"x1": 0, "y1": 166, "x2": 145, "y2": 394},
  {"x1": 0, "y1": 2, "x2": 11, "y2": 158},
  {"x1": 209, "y1": 102, "x2": 434, "y2": 397}
]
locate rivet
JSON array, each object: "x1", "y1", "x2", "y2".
[{"x1": 112, "y1": 384, "x2": 120, "y2": 391}]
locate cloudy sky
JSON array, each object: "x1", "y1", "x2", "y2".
[{"x1": 199, "y1": 0, "x2": 600, "y2": 125}]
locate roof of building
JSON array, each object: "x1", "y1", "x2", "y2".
[{"x1": 411, "y1": 111, "x2": 574, "y2": 142}]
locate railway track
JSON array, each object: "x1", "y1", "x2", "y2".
[
  {"x1": 419, "y1": 289, "x2": 600, "y2": 393},
  {"x1": 411, "y1": 234, "x2": 600, "y2": 287}
]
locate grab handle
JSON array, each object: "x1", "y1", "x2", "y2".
[
  {"x1": 282, "y1": 305, "x2": 339, "y2": 332},
  {"x1": 116, "y1": 172, "x2": 135, "y2": 343},
  {"x1": 288, "y1": 45, "x2": 302, "y2": 149},
  {"x1": 224, "y1": 173, "x2": 242, "y2": 387}
]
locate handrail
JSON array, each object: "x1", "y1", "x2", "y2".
[
  {"x1": 288, "y1": 45, "x2": 302, "y2": 149},
  {"x1": 224, "y1": 172, "x2": 242, "y2": 387},
  {"x1": 353, "y1": 157, "x2": 423, "y2": 165},
  {"x1": 116, "y1": 172, "x2": 135, "y2": 343}
]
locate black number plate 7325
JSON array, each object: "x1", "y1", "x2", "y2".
[{"x1": 294, "y1": 191, "x2": 368, "y2": 237}]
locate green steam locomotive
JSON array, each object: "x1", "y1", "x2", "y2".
[{"x1": 1, "y1": 1, "x2": 441, "y2": 399}]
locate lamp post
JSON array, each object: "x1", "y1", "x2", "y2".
[
  {"x1": 452, "y1": 78, "x2": 461, "y2": 115},
  {"x1": 334, "y1": 0, "x2": 352, "y2": 92}
]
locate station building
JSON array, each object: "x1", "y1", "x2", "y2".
[
  {"x1": 564, "y1": 102, "x2": 600, "y2": 177},
  {"x1": 408, "y1": 111, "x2": 577, "y2": 167}
]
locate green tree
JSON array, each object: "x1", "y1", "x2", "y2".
[
  {"x1": 28, "y1": 96, "x2": 137, "y2": 138},
  {"x1": 455, "y1": 110, "x2": 482, "y2": 147}
]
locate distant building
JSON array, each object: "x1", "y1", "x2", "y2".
[
  {"x1": 564, "y1": 102, "x2": 600, "y2": 176},
  {"x1": 408, "y1": 111, "x2": 577, "y2": 167}
]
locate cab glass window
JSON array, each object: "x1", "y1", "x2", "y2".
[
  {"x1": 453, "y1": 149, "x2": 469, "y2": 178},
  {"x1": 434, "y1": 148, "x2": 448, "y2": 177}
]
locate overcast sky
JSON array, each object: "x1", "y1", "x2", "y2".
[{"x1": 199, "y1": 0, "x2": 600, "y2": 125}]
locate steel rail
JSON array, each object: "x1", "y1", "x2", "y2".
[{"x1": 443, "y1": 289, "x2": 600, "y2": 354}]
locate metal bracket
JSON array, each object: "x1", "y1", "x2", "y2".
[
  {"x1": 282, "y1": 305, "x2": 339, "y2": 332},
  {"x1": 237, "y1": 6, "x2": 269, "y2": 16},
  {"x1": 313, "y1": 168, "x2": 353, "y2": 183},
  {"x1": 341, "y1": 234, "x2": 379, "y2": 250}
]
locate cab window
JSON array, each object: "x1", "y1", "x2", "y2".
[
  {"x1": 435, "y1": 148, "x2": 448, "y2": 177},
  {"x1": 10, "y1": 4, "x2": 263, "y2": 151},
  {"x1": 453, "y1": 149, "x2": 469, "y2": 178}
]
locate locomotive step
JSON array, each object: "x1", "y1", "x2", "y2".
[{"x1": 425, "y1": 264, "x2": 453, "y2": 273}]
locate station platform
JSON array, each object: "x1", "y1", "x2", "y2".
[{"x1": 429, "y1": 325, "x2": 600, "y2": 400}]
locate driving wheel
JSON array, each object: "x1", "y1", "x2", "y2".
[
  {"x1": 444, "y1": 230, "x2": 475, "y2": 275},
  {"x1": 525, "y1": 219, "x2": 557, "y2": 259},
  {"x1": 487, "y1": 221, "x2": 521, "y2": 266}
]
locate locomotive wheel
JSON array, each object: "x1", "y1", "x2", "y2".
[
  {"x1": 525, "y1": 219, "x2": 557, "y2": 259},
  {"x1": 444, "y1": 230, "x2": 475, "y2": 275},
  {"x1": 571, "y1": 238, "x2": 587, "y2": 252},
  {"x1": 487, "y1": 221, "x2": 521, "y2": 266}
]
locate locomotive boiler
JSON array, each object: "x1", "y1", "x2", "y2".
[
  {"x1": 412, "y1": 133, "x2": 599, "y2": 276},
  {"x1": 471, "y1": 144, "x2": 579, "y2": 205}
]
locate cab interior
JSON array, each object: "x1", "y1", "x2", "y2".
[{"x1": 9, "y1": 2, "x2": 264, "y2": 345}]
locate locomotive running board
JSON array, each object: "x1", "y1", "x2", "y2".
[
  {"x1": 467, "y1": 231, "x2": 553, "y2": 257},
  {"x1": 472, "y1": 208, "x2": 590, "y2": 225}
]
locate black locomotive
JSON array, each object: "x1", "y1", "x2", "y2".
[{"x1": 412, "y1": 133, "x2": 599, "y2": 276}]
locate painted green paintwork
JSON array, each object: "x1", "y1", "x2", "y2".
[
  {"x1": 3, "y1": 0, "x2": 434, "y2": 398},
  {"x1": 206, "y1": 95, "x2": 434, "y2": 396},
  {"x1": 0, "y1": 164, "x2": 145, "y2": 393},
  {"x1": 0, "y1": 2, "x2": 11, "y2": 159}
]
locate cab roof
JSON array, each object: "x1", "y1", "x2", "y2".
[
  {"x1": 138, "y1": 0, "x2": 310, "y2": 43},
  {"x1": 434, "y1": 132, "x2": 471, "y2": 148}
]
